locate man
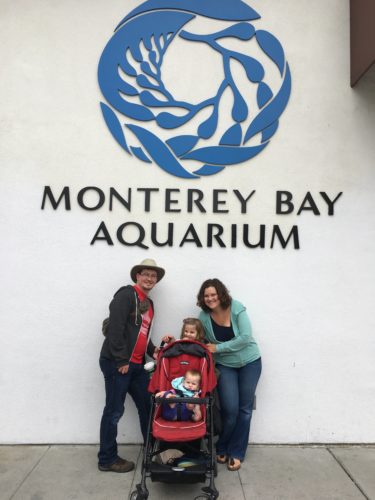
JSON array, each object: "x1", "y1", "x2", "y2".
[{"x1": 98, "y1": 258, "x2": 165, "y2": 473}]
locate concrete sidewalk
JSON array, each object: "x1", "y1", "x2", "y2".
[{"x1": 1, "y1": 445, "x2": 374, "y2": 500}]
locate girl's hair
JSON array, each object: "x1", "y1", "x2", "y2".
[
  {"x1": 196, "y1": 278, "x2": 232, "y2": 312},
  {"x1": 180, "y1": 317, "x2": 205, "y2": 342}
]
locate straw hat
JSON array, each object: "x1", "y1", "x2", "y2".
[{"x1": 130, "y1": 258, "x2": 165, "y2": 283}]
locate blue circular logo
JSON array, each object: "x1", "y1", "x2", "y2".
[{"x1": 98, "y1": 0, "x2": 292, "y2": 179}]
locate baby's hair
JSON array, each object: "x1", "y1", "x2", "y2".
[
  {"x1": 185, "y1": 369, "x2": 202, "y2": 381},
  {"x1": 180, "y1": 317, "x2": 205, "y2": 342}
]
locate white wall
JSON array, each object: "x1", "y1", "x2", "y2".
[{"x1": 1, "y1": 0, "x2": 374, "y2": 444}]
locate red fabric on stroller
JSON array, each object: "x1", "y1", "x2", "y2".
[{"x1": 148, "y1": 339, "x2": 217, "y2": 442}]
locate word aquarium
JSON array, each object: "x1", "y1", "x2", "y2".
[{"x1": 90, "y1": 221, "x2": 300, "y2": 249}]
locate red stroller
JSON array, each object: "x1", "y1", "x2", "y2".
[{"x1": 130, "y1": 339, "x2": 219, "y2": 500}]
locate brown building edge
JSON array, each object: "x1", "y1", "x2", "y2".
[{"x1": 350, "y1": 0, "x2": 375, "y2": 87}]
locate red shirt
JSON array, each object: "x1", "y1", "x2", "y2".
[{"x1": 130, "y1": 285, "x2": 154, "y2": 363}]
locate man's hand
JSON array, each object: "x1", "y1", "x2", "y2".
[{"x1": 118, "y1": 364, "x2": 129, "y2": 374}]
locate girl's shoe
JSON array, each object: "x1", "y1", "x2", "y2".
[
  {"x1": 216, "y1": 454, "x2": 227, "y2": 464},
  {"x1": 227, "y1": 457, "x2": 241, "y2": 471}
]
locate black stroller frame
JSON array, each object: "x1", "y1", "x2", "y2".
[{"x1": 130, "y1": 341, "x2": 219, "y2": 500}]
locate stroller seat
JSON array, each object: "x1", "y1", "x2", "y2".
[
  {"x1": 152, "y1": 403, "x2": 206, "y2": 442},
  {"x1": 153, "y1": 413, "x2": 206, "y2": 441}
]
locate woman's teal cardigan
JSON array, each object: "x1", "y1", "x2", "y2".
[{"x1": 199, "y1": 299, "x2": 260, "y2": 368}]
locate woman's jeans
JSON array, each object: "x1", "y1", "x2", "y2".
[
  {"x1": 98, "y1": 357, "x2": 151, "y2": 466},
  {"x1": 216, "y1": 357, "x2": 262, "y2": 461}
]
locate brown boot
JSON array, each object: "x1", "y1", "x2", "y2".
[{"x1": 98, "y1": 457, "x2": 135, "y2": 473}]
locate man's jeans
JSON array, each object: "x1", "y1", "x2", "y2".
[
  {"x1": 98, "y1": 357, "x2": 151, "y2": 466},
  {"x1": 216, "y1": 357, "x2": 262, "y2": 461}
]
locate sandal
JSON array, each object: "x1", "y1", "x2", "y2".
[
  {"x1": 227, "y1": 457, "x2": 241, "y2": 471},
  {"x1": 216, "y1": 454, "x2": 227, "y2": 464}
]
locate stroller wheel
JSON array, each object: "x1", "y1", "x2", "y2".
[
  {"x1": 200, "y1": 486, "x2": 219, "y2": 500},
  {"x1": 129, "y1": 490, "x2": 148, "y2": 500}
]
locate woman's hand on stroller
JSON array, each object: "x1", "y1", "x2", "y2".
[{"x1": 206, "y1": 343, "x2": 217, "y2": 353}]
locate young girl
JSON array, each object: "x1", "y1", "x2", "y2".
[
  {"x1": 146, "y1": 319, "x2": 205, "y2": 374},
  {"x1": 162, "y1": 317, "x2": 205, "y2": 344}
]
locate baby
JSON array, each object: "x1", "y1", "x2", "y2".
[{"x1": 156, "y1": 369, "x2": 202, "y2": 422}]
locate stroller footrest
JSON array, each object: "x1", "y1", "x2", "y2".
[{"x1": 149, "y1": 462, "x2": 206, "y2": 484}]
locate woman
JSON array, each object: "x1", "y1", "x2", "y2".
[{"x1": 197, "y1": 278, "x2": 261, "y2": 471}]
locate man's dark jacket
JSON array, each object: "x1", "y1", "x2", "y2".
[{"x1": 100, "y1": 285, "x2": 156, "y2": 367}]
